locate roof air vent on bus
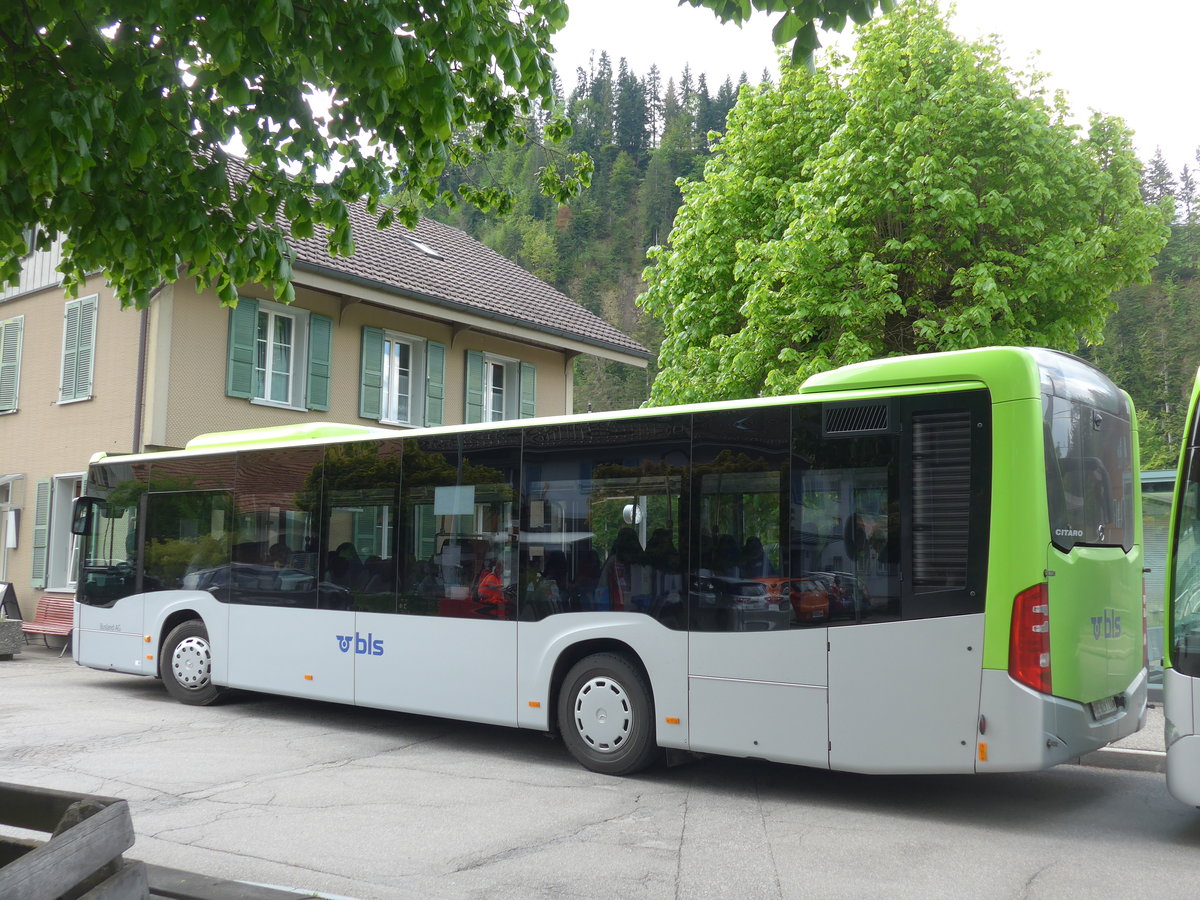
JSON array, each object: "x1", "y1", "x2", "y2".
[{"x1": 823, "y1": 403, "x2": 889, "y2": 435}]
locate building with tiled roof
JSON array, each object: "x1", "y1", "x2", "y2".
[
  {"x1": 290, "y1": 212, "x2": 647, "y2": 361},
  {"x1": 0, "y1": 199, "x2": 649, "y2": 622}
]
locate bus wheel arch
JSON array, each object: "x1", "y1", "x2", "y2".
[
  {"x1": 156, "y1": 608, "x2": 204, "y2": 675},
  {"x1": 554, "y1": 643, "x2": 661, "y2": 776},
  {"x1": 160, "y1": 618, "x2": 226, "y2": 706}
]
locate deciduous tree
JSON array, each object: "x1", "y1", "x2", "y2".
[
  {"x1": 640, "y1": 2, "x2": 1169, "y2": 404},
  {"x1": 0, "y1": 0, "x2": 582, "y2": 307},
  {"x1": 687, "y1": 0, "x2": 894, "y2": 66}
]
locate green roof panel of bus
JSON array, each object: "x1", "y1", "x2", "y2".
[
  {"x1": 798, "y1": 346, "x2": 1044, "y2": 404},
  {"x1": 185, "y1": 422, "x2": 396, "y2": 452}
]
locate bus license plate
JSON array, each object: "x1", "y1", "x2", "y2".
[{"x1": 1090, "y1": 697, "x2": 1117, "y2": 719}]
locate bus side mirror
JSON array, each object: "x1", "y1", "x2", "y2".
[{"x1": 71, "y1": 497, "x2": 94, "y2": 537}]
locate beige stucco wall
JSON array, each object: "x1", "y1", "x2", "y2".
[
  {"x1": 0, "y1": 273, "x2": 144, "y2": 616},
  {"x1": 149, "y1": 282, "x2": 570, "y2": 451}
]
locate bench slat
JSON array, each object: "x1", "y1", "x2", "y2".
[{"x1": 22, "y1": 598, "x2": 75, "y2": 636}]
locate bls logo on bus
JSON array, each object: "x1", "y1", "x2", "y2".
[
  {"x1": 336, "y1": 633, "x2": 384, "y2": 656},
  {"x1": 1090, "y1": 610, "x2": 1121, "y2": 640}
]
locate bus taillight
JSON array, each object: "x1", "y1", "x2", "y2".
[{"x1": 1010, "y1": 583, "x2": 1051, "y2": 694}]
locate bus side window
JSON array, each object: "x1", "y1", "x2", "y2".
[
  {"x1": 692, "y1": 406, "x2": 790, "y2": 634},
  {"x1": 144, "y1": 491, "x2": 232, "y2": 594},
  {"x1": 232, "y1": 447, "x2": 323, "y2": 610}
]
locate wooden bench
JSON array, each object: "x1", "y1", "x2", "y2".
[{"x1": 22, "y1": 596, "x2": 74, "y2": 657}]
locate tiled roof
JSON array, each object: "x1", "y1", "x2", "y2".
[{"x1": 287, "y1": 200, "x2": 650, "y2": 360}]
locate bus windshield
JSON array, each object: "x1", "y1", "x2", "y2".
[
  {"x1": 78, "y1": 495, "x2": 139, "y2": 606},
  {"x1": 1035, "y1": 350, "x2": 1134, "y2": 553}
]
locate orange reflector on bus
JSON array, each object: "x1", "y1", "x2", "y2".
[
  {"x1": 978, "y1": 742, "x2": 988, "y2": 762},
  {"x1": 144, "y1": 635, "x2": 152, "y2": 643},
  {"x1": 528, "y1": 701, "x2": 541, "y2": 708},
  {"x1": 145, "y1": 655, "x2": 153, "y2": 661},
  {"x1": 304, "y1": 674, "x2": 313, "y2": 681},
  {"x1": 665, "y1": 717, "x2": 681, "y2": 725}
]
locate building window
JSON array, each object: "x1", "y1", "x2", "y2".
[
  {"x1": 255, "y1": 306, "x2": 297, "y2": 405},
  {"x1": 382, "y1": 333, "x2": 425, "y2": 426},
  {"x1": 32, "y1": 475, "x2": 83, "y2": 590},
  {"x1": 466, "y1": 350, "x2": 536, "y2": 424},
  {"x1": 0, "y1": 315, "x2": 23, "y2": 414},
  {"x1": 360, "y1": 327, "x2": 445, "y2": 428},
  {"x1": 227, "y1": 297, "x2": 332, "y2": 412},
  {"x1": 483, "y1": 358, "x2": 507, "y2": 422},
  {"x1": 59, "y1": 296, "x2": 97, "y2": 404}
]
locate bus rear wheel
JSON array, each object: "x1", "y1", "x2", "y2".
[
  {"x1": 558, "y1": 653, "x2": 660, "y2": 776},
  {"x1": 162, "y1": 620, "x2": 225, "y2": 706}
]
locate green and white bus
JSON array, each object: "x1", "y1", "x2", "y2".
[
  {"x1": 72, "y1": 346, "x2": 1146, "y2": 776},
  {"x1": 1165, "y1": 368, "x2": 1200, "y2": 804}
]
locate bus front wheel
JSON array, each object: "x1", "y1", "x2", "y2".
[
  {"x1": 558, "y1": 653, "x2": 660, "y2": 776},
  {"x1": 162, "y1": 620, "x2": 225, "y2": 706}
]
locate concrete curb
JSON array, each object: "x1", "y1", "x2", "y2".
[{"x1": 1074, "y1": 746, "x2": 1166, "y2": 773}]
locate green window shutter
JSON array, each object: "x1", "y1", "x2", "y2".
[
  {"x1": 425, "y1": 341, "x2": 445, "y2": 427},
  {"x1": 519, "y1": 362, "x2": 537, "y2": 419},
  {"x1": 0, "y1": 316, "x2": 22, "y2": 413},
  {"x1": 226, "y1": 297, "x2": 259, "y2": 399},
  {"x1": 76, "y1": 297, "x2": 97, "y2": 400},
  {"x1": 465, "y1": 350, "x2": 484, "y2": 424},
  {"x1": 353, "y1": 510, "x2": 378, "y2": 559},
  {"x1": 417, "y1": 503, "x2": 436, "y2": 562},
  {"x1": 60, "y1": 296, "x2": 97, "y2": 402},
  {"x1": 307, "y1": 313, "x2": 333, "y2": 411},
  {"x1": 31, "y1": 479, "x2": 51, "y2": 589},
  {"x1": 360, "y1": 326, "x2": 384, "y2": 420}
]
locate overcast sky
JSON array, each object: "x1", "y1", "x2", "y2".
[{"x1": 552, "y1": 0, "x2": 1198, "y2": 176}]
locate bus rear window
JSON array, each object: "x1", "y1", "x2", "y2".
[{"x1": 1040, "y1": 358, "x2": 1134, "y2": 553}]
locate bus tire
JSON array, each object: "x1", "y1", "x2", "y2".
[
  {"x1": 161, "y1": 620, "x2": 225, "y2": 706},
  {"x1": 558, "y1": 652, "x2": 660, "y2": 776}
]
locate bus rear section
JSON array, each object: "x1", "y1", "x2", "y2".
[{"x1": 977, "y1": 350, "x2": 1146, "y2": 771}]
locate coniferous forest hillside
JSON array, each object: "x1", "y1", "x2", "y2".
[
  {"x1": 428, "y1": 57, "x2": 1199, "y2": 469},
  {"x1": 1083, "y1": 149, "x2": 1200, "y2": 469},
  {"x1": 429, "y1": 53, "x2": 748, "y2": 412}
]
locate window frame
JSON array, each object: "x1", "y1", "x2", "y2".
[
  {"x1": 465, "y1": 350, "x2": 535, "y2": 424},
  {"x1": 251, "y1": 299, "x2": 309, "y2": 411},
  {"x1": 482, "y1": 356, "x2": 509, "y2": 422},
  {"x1": 380, "y1": 331, "x2": 427, "y2": 427},
  {"x1": 45, "y1": 474, "x2": 84, "y2": 592}
]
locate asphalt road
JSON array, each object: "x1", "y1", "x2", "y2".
[{"x1": 2, "y1": 642, "x2": 1196, "y2": 900}]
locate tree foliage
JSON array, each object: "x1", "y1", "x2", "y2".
[
  {"x1": 640, "y1": 1, "x2": 1170, "y2": 404},
  {"x1": 0, "y1": 0, "x2": 580, "y2": 307},
  {"x1": 688, "y1": 0, "x2": 893, "y2": 67}
]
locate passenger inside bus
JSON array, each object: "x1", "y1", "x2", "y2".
[{"x1": 472, "y1": 556, "x2": 507, "y2": 617}]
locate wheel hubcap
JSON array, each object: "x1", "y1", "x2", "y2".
[
  {"x1": 172, "y1": 636, "x2": 212, "y2": 690},
  {"x1": 573, "y1": 676, "x2": 632, "y2": 753}
]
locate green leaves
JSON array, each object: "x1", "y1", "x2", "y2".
[
  {"x1": 0, "y1": 0, "x2": 572, "y2": 308},
  {"x1": 685, "y1": 0, "x2": 891, "y2": 68},
  {"x1": 641, "y1": 1, "x2": 1168, "y2": 405}
]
